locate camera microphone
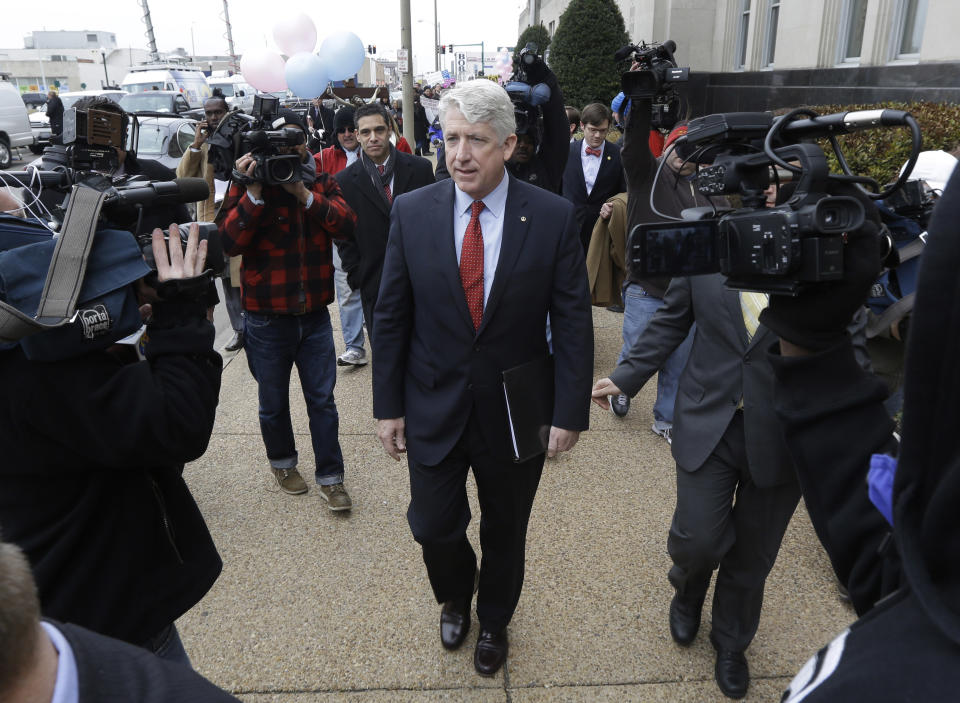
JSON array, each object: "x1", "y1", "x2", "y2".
[
  {"x1": 661, "y1": 40, "x2": 677, "y2": 55},
  {"x1": 779, "y1": 109, "x2": 912, "y2": 139},
  {"x1": 107, "y1": 178, "x2": 210, "y2": 208},
  {"x1": 614, "y1": 44, "x2": 637, "y2": 62}
]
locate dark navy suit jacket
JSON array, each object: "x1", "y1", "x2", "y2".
[{"x1": 372, "y1": 174, "x2": 593, "y2": 465}]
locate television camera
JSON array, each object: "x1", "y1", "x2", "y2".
[
  {"x1": 504, "y1": 43, "x2": 552, "y2": 151},
  {"x1": 629, "y1": 107, "x2": 923, "y2": 295},
  {"x1": 617, "y1": 39, "x2": 689, "y2": 130},
  {"x1": 207, "y1": 94, "x2": 306, "y2": 186}
]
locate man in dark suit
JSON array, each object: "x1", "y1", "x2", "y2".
[
  {"x1": 46, "y1": 90, "x2": 64, "y2": 139},
  {"x1": 0, "y1": 537, "x2": 239, "y2": 702},
  {"x1": 592, "y1": 277, "x2": 801, "y2": 700},
  {"x1": 561, "y1": 103, "x2": 625, "y2": 252},
  {"x1": 335, "y1": 103, "x2": 434, "y2": 341},
  {"x1": 373, "y1": 79, "x2": 593, "y2": 677}
]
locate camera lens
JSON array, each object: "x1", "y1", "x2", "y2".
[{"x1": 268, "y1": 158, "x2": 296, "y2": 184}]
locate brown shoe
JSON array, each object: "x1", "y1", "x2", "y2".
[
  {"x1": 318, "y1": 482, "x2": 352, "y2": 511},
  {"x1": 271, "y1": 468, "x2": 308, "y2": 495}
]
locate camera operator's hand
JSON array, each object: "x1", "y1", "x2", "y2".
[
  {"x1": 235, "y1": 152, "x2": 262, "y2": 201},
  {"x1": 153, "y1": 222, "x2": 208, "y2": 281},
  {"x1": 192, "y1": 119, "x2": 209, "y2": 149},
  {"x1": 759, "y1": 203, "x2": 883, "y2": 353},
  {"x1": 281, "y1": 181, "x2": 312, "y2": 206}
]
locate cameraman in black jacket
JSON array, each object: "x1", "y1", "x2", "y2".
[
  {"x1": 766, "y1": 165, "x2": 960, "y2": 700},
  {"x1": 0, "y1": 223, "x2": 223, "y2": 665},
  {"x1": 505, "y1": 50, "x2": 568, "y2": 194}
]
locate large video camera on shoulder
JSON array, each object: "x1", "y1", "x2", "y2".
[
  {"x1": 42, "y1": 105, "x2": 137, "y2": 173},
  {"x1": 504, "y1": 43, "x2": 552, "y2": 149},
  {"x1": 630, "y1": 108, "x2": 923, "y2": 294},
  {"x1": 208, "y1": 94, "x2": 306, "y2": 186},
  {"x1": 617, "y1": 39, "x2": 689, "y2": 130}
]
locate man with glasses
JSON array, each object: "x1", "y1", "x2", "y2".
[
  {"x1": 314, "y1": 107, "x2": 368, "y2": 368},
  {"x1": 176, "y1": 93, "x2": 245, "y2": 351},
  {"x1": 561, "y1": 102, "x2": 625, "y2": 253}
]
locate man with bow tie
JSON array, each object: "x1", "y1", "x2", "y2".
[{"x1": 561, "y1": 103, "x2": 625, "y2": 252}]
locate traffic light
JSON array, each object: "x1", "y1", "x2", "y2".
[
  {"x1": 439, "y1": 44, "x2": 446, "y2": 54},
  {"x1": 447, "y1": 44, "x2": 454, "y2": 53},
  {"x1": 367, "y1": 44, "x2": 377, "y2": 54}
]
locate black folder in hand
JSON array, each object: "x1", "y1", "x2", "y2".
[{"x1": 502, "y1": 355, "x2": 555, "y2": 463}]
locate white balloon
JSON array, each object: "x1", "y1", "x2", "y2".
[
  {"x1": 240, "y1": 49, "x2": 288, "y2": 93},
  {"x1": 273, "y1": 13, "x2": 317, "y2": 56},
  {"x1": 319, "y1": 31, "x2": 366, "y2": 81}
]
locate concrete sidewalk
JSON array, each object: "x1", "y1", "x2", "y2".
[{"x1": 179, "y1": 306, "x2": 855, "y2": 702}]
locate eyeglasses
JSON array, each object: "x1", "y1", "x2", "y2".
[{"x1": 337, "y1": 126, "x2": 357, "y2": 134}]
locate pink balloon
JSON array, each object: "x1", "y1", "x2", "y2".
[
  {"x1": 241, "y1": 49, "x2": 288, "y2": 93},
  {"x1": 273, "y1": 13, "x2": 317, "y2": 56}
]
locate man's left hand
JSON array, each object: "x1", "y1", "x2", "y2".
[{"x1": 547, "y1": 427, "x2": 580, "y2": 458}]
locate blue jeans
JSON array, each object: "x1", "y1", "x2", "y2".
[
  {"x1": 618, "y1": 283, "x2": 694, "y2": 428},
  {"x1": 244, "y1": 308, "x2": 345, "y2": 484},
  {"x1": 333, "y1": 245, "x2": 365, "y2": 353}
]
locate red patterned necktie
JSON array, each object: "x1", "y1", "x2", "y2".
[
  {"x1": 377, "y1": 163, "x2": 392, "y2": 203},
  {"x1": 460, "y1": 200, "x2": 485, "y2": 330},
  {"x1": 585, "y1": 146, "x2": 602, "y2": 157}
]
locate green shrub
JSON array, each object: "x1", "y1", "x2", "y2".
[
  {"x1": 794, "y1": 101, "x2": 960, "y2": 187},
  {"x1": 549, "y1": 0, "x2": 629, "y2": 110}
]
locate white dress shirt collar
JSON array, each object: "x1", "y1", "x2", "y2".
[{"x1": 41, "y1": 622, "x2": 80, "y2": 703}]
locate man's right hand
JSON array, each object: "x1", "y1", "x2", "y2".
[
  {"x1": 235, "y1": 152, "x2": 262, "y2": 200},
  {"x1": 377, "y1": 418, "x2": 407, "y2": 461},
  {"x1": 591, "y1": 377, "x2": 625, "y2": 410},
  {"x1": 600, "y1": 202, "x2": 614, "y2": 220},
  {"x1": 192, "y1": 119, "x2": 209, "y2": 148}
]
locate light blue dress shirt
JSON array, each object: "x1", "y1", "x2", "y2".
[
  {"x1": 453, "y1": 169, "x2": 510, "y2": 306},
  {"x1": 41, "y1": 621, "x2": 79, "y2": 703}
]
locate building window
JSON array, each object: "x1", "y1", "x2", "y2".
[
  {"x1": 86, "y1": 33, "x2": 98, "y2": 43},
  {"x1": 838, "y1": 0, "x2": 868, "y2": 63},
  {"x1": 549, "y1": 20, "x2": 555, "y2": 37},
  {"x1": 893, "y1": 0, "x2": 928, "y2": 58},
  {"x1": 735, "y1": 0, "x2": 752, "y2": 70},
  {"x1": 765, "y1": 0, "x2": 780, "y2": 67}
]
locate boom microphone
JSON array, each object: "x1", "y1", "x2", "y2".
[
  {"x1": 107, "y1": 178, "x2": 210, "y2": 208},
  {"x1": 779, "y1": 110, "x2": 912, "y2": 139}
]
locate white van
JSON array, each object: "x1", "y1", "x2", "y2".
[
  {"x1": 207, "y1": 76, "x2": 256, "y2": 113},
  {"x1": 121, "y1": 66, "x2": 212, "y2": 108},
  {"x1": 0, "y1": 82, "x2": 35, "y2": 168}
]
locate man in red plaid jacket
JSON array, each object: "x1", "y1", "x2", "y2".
[{"x1": 219, "y1": 108, "x2": 359, "y2": 509}]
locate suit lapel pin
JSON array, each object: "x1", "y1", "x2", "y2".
[{"x1": 520, "y1": 216, "x2": 527, "y2": 222}]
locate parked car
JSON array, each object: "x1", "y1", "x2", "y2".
[
  {"x1": 120, "y1": 91, "x2": 200, "y2": 118},
  {"x1": 0, "y1": 82, "x2": 36, "y2": 168},
  {"x1": 20, "y1": 92, "x2": 48, "y2": 111},
  {"x1": 29, "y1": 89, "x2": 127, "y2": 152},
  {"x1": 134, "y1": 114, "x2": 198, "y2": 171}
]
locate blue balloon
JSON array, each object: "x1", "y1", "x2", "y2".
[
  {"x1": 319, "y1": 31, "x2": 365, "y2": 81},
  {"x1": 285, "y1": 52, "x2": 329, "y2": 98}
]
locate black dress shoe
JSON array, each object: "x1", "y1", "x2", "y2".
[
  {"x1": 669, "y1": 594, "x2": 704, "y2": 646},
  {"x1": 440, "y1": 597, "x2": 471, "y2": 650},
  {"x1": 715, "y1": 649, "x2": 749, "y2": 699},
  {"x1": 224, "y1": 331, "x2": 244, "y2": 352},
  {"x1": 474, "y1": 628, "x2": 508, "y2": 676}
]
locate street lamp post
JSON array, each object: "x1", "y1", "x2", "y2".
[{"x1": 100, "y1": 48, "x2": 110, "y2": 88}]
